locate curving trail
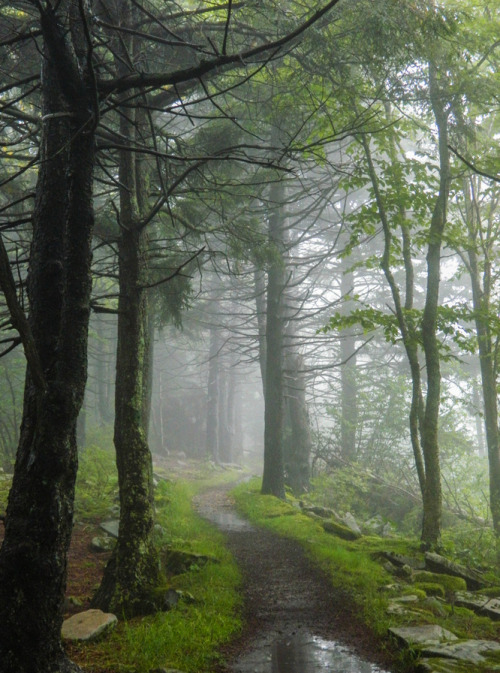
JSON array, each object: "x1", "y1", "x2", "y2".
[{"x1": 194, "y1": 486, "x2": 395, "y2": 673}]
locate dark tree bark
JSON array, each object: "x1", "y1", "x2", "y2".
[
  {"x1": 0, "y1": 4, "x2": 96, "y2": 670},
  {"x1": 92, "y1": 84, "x2": 158, "y2": 614}
]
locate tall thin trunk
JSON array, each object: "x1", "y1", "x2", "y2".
[
  {"x1": 206, "y1": 325, "x2": 220, "y2": 462},
  {"x1": 261, "y1": 158, "x2": 286, "y2": 499},
  {"x1": 339, "y1": 260, "x2": 358, "y2": 461},
  {"x1": 254, "y1": 267, "x2": 268, "y2": 399},
  {"x1": 420, "y1": 61, "x2": 450, "y2": 547}
]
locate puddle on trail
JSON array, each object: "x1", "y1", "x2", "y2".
[
  {"x1": 201, "y1": 509, "x2": 254, "y2": 531},
  {"x1": 232, "y1": 632, "x2": 390, "y2": 673}
]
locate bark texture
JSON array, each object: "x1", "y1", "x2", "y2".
[{"x1": 0, "y1": 4, "x2": 96, "y2": 670}]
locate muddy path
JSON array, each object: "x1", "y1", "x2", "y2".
[{"x1": 194, "y1": 486, "x2": 397, "y2": 673}]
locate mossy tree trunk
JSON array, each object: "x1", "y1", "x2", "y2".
[
  {"x1": 0, "y1": 3, "x2": 96, "y2": 670},
  {"x1": 92, "y1": 14, "x2": 158, "y2": 610}
]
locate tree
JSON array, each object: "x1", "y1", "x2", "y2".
[
  {"x1": 0, "y1": 1, "x2": 345, "y2": 665},
  {"x1": 0, "y1": 3, "x2": 97, "y2": 669}
]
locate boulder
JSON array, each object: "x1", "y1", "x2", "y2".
[
  {"x1": 379, "y1": 551, "x2": 425, "y2": 570},
  {"x1": 424, "y1": 552, "x2": 486, "y2": 591},
  {"x1": 389, "y1": 624, "x2": 458, "y2": 648},
  {"x1": 300, "y1": 503, "x2": 339, "y2": 519},
  {"x1": 322, "y1": 519, "x2": 361, "y2": 541},
  {"x1": 161, "y1": 548, "x2": 216, "y2": 575},
  {"x1": 482, "y1": 597, "x2": 500, "y2": 621},
  {"x1": 342, "y1": 512, "x2": 362, "y2": 535},
  {"x1": 99, "y1": 519, "x2": 120, "y2": 538},
  {"x1": 454, "y1": 590, "x2": 488, "y2": 613},
  {"x1": 422, "y1": 639, "x2": 500, "y2": 664},
  {"x1": 91, "y1": 535, "x2": 115, "y2": 552},
  {"x1": 62, "y1": 609, "x2": 117, "y2": 642}
]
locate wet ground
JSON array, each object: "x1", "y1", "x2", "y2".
[{"x1": 195, "y1": 487, "x2": 394, "y2": 673}]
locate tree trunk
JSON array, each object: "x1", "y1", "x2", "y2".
[
  {"x1": 261, "y1": 161, "x2": 286, "y2": 499},
  {"x1": 339, "y1": 262, "x2": 358, "y2": 461},
  {"x1": 92, "y1": 56, "x2": 158, "y2": 613},
  {"x1": 254, "y1": 267, "x2": 268, "y2": 399},
  {"x1": 0, "y1": 5, "x2": 95, "y2": 668},
  {"x1": 283, "y1": 351, "x2": 311, "y2": 494},
  {"x1": 420, "y1": 61, "x2": 450, "y2": 548},
  {"x1": 467, "y1": 225, "x2": 500, "y2": 535},
  {"x1": 206, "y1": 325, "x2": 221, "y2": 462}
]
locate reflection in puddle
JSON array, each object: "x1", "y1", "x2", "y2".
[
  {"x1": 203, "y1": 509, "x2": 254, "y2": 531},
  {"x1": 234, "y1": 632, "x2": 389, "y2": 673}
]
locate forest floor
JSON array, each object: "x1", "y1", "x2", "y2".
[
  {"x1": 0, "y1": 465, "x2": 396, "y2": 672},
  {"x1": 195, "y1": 485, "x2": 395, "y2": 672}
]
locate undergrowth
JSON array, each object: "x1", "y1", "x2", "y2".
[{"x1": 70, "y1": 474, "x2": 243, "y2": 673}]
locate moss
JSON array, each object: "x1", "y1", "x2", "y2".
[
  {"x1": 412, "y1": 571, "x2": 467, "y2": 593},
  {"x1": 400, "y1": 587, "x2": 427, "y2": 600},
  {"x1": 322, "y1": 519, "x2": 361, "y2": 540},
  {"x1": 476, "y1": 586, "x2": 500, "y2": 597},
  {"x1": 414, "y1": 581, "x2": 446, "y2": 598}
]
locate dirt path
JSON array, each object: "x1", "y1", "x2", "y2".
[{"x1": 195, "y1": 486, "x2": 396, "y2": 673}]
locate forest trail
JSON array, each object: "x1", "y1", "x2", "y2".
[{"x1": 194, "y1": 485, "x2": 395, "y2": 673}]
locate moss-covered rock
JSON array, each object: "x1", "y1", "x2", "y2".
[
  {"x1": 476, "y1": 586, "x2": 500, "y2": 597},
  {"x1": 414, "y1": 582, "x2": 446, "y2": 598},
  {"x1": 413, "y1": 571, "x2": 467, "y2": 594},
  {"x1": 322, "y1": 519, "x2": 361, "y2": 540}
]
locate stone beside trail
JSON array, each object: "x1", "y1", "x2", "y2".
[{"x1": 61, "y1": 608, "x2": 117, "y2": 642}]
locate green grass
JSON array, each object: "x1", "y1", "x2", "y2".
[{"x1": 71, "y1": 474, "x2": 243, "y2": 673}]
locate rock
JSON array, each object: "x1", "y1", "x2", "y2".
[
  {"x1": 422, "y1": 639, "x2": 500, "y2": 664},
  {"x1": 413, "y1": 571, "x2": 467, "y2": 594},
  {"x1": 160, "y1": 589, "x2": 196, "y2": 611},
  {"x1": 161, "y1": 549, "x2": 216, "y2": 575},
  {"x1": 381, "y1": 522, "x2": 397, "y2": 538},
  {"x1": 99, "y1": 519, "x2": 120, "y2": 538},
  {"x1": 387, "y1": 595, "x2": 421, "y2": 615},
  {"x1": 300, "y1": 504, "x2": 339, "y2": 519},
  {"x1": 363, "y1": 514, "x2": 385, "y2": 534},
  {"x1": 414, "y1": 582, "x2": 445, "y2": 598},
  {"x1": 394, "y1": 564, "x2": 413, "y2": 579},
  {"x1": 389, "y1": 624, "x2": 458, "y2": 648},
  {"x1": 342, "y1": 512, "x2": 362, "y2": 535},
  {"x1": 482, "y1": 597, "x2": 500, "y2": 621},
  {"x1": 379, "y1": 551, "x2": 425, "y2": 570},
  {"x1": 61, "y1": 609, "x2": 117, "y2": 642},
  {"x1": 91, "y1": 535, "x2": 115, "y2": 552},
  {"x1": 416, "y1": 660, "x2": 477, "y2": 673},
  {"x1": 424, "y1": 552, "x2": 486, "y2": 591},
  {"x1": 454, "y1": 590, "x2": 488, "y2": 613},
  {"x1": 322, "y1": 519, "x2": 361, "y2": 540}
]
